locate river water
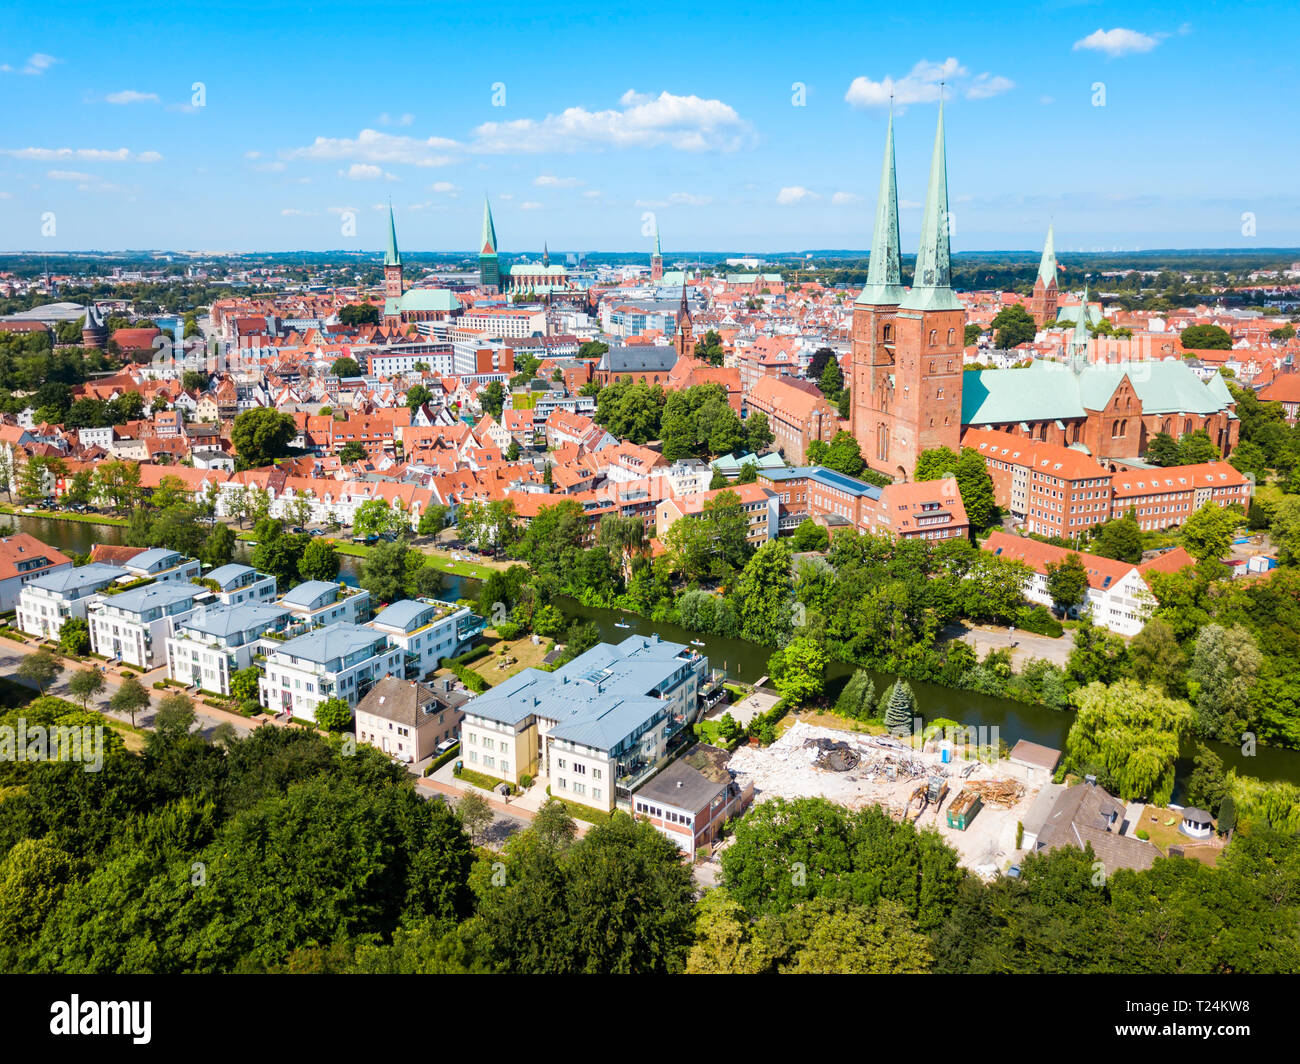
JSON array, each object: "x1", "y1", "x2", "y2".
[{"x1": 4, "y1": 512, "x2": 1296, "y2": 792}]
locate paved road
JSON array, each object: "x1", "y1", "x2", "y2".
[{"x1": 0, "y1": 639, "x2": 256, "y2": 740}]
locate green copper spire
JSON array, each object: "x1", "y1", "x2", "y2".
[
  {"x1": 900, "y1": 99, "x2": 962, "y2": 313},
  {"x1": 856, "y1": 106, "x2": 905, "y2": 306},
  {"x1": 481, "y1": 196, "x2": 498, "y2": 255},
  {"x1": 384, "y1": 202, "x2": 401, "y2": 267},
  {"x1": 1037, "y1": 225, "x2": 1057, "y2": 288},
  {"x1": 653, "y1": 222, "x2": 662, "y2": 258}
]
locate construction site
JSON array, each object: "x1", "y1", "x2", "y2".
[{"x1": 726, "y1": 720, "x2": 1041, "y2": 877}]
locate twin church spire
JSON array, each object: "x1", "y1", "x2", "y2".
[{"x1": 856, "y1": 98, "x2": 959, "y2": 312}]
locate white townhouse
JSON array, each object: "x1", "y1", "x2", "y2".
[
  {"x1": 983, "y1": 531, "x2": 1153, "y2": 637},
  {"x1": 258, "y1": 621, "x2": 404, "y2": 721},
  {"x1": 88, "y1": 582, "x2": 208, "y2": 669},
  {"x1": 16, "y1": 562, "x2": 128, "y2": 640},
  {"x1": 166, "y1": 601, "x2": 291, "y2": 696},
  {"x1": 121, "y1": 547, "x2": 202, "y2": 586},
  {"x1": 366, "y1": 598, "x2": 483, "y2": 681},
  {"x1": 204, "y1": 563, "x2": 278, "y2": 606},
  {"x1": 459, "y1": 635, "x2": 709, "y2": 812},
  {"x1": 276, "y1": 580, "x2": 371, "y2": 628}
]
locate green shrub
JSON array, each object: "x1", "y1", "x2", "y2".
[
  {"x1": 1136, "y1": 828, "x2": 1150, "y2": 841},
  {"x1": 1016, "y1": 606, "x2": 1064, "y2": 638},
  {"x1": 520, "y1": 773, "x2": 534, "y2": 788},
  {"x1": 430, "y1": 742, "x2": 461, "y2": 771},
  {"x1": 495, "y1": 622, "x2": 521, "y2": 641}
]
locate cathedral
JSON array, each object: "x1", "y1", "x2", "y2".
[
  {"x1": 851, "y1": 102, "x2": 964, "y2": 481},
  {"x1": 850, "y1": 109, "x2": 1238, "y2": 479}
]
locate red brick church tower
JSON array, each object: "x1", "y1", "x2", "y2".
[
  {"x1": 853, "y1": 101, "x2": 964, "y2": 480},
  {"x1": 1027, "y1": 225, "x2": 1058, "y2": 325},
  {"x1": 383, "y1": 202, "x2": 403, "y2": 301}
]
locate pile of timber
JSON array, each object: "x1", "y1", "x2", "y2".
[{"x1": 962, "y1": 779, "x2": 1025, "y2": 807}]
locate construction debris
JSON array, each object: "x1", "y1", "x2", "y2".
[
  {"x1": 803, "y1": 737, "x2": 860, "y2": 772},
  {"x1": 961, "y1": 779, "x2": 1025, "y2": 807}
]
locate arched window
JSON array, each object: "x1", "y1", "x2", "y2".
[
  {"x1": 947, "y1": 328, "x2": 955, "y2": 345},
  {"x1": 929, "y1": 329, "x2": 938, "y2": 346},
  {"x1": 929, "y1": 360, "x2": 936, "y2": 374},
  {"x1": 882, "y1": 324, "x2": 892, "y2": 342}
]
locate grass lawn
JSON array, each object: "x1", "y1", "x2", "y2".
[
  {"x1": 465, "y1": 634, "x2": 551, "y2": 685},
  {"x1": 1136, "y1": 804, "x2": 1222, "y2": 865},
  {"x1": 454, "y1": 765, "x2": 513, "y2": 792},
  {"x1": 790, "y1": 709, "x2": 886, "y2": 736},
  {"x1": 0, "y1": 505, "x2": 129, "y2": 527},
  {"x1": 546, "y1": 794, "x2": 615, "y2": 825}
]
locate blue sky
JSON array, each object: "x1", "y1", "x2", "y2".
[{"x1": 1, "y1": 0, "x2": 1296, "y2": 254}]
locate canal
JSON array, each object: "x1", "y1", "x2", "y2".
[{"x1": 4, "y1": 512, "x2": 1297, "y2": 792}]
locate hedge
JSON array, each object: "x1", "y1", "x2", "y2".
[
  {"x1": 429, "y1": 741, "x2": 461, "y2": 772},
  {"x1": 449, "y1": 664, "x2": 489, "y2": 694}
]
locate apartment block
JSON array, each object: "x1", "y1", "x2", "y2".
[
  {"x1": 166, "y1": 601, "x2": 291, "y2": 695},
  {"x1": 16, "y1": 562, "x2": 127, "y2": 640},
  {"x1": 258, "y1": 621, "x2": 404, "y2": 721}
]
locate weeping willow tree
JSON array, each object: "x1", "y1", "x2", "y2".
[
  {"x1": 1227, "y1": 775, "x2": 1300, "y2": 834},
  {"x1": 1066, "y1": 680, "x2": 1193, "y2": 805}
]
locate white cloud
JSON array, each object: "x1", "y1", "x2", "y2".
[
  {"x1": 899, "y1": 199, "x2": 923, "y2": 210},
  {"x1": 429, "y1": 181, "x2": 458, "y2": 193},
  {"x1": 287, "y1": 129, "x2": 458, "y2": 168},
  {"x1": 340, "y1": 163, "x2": 398, "y2": 181},
  {"x1": 281, "y1": 208, "x2": 316, "y2": 216},
  {"x1": 1040, "y1": 95, "x2": 1055, "y2": 105},
  {"x1": 378, "y1": 112, "x2": 414, "y2": 126},
  {"x1": 46, "y1": 170, "x2": 92, "y2": 181},
  {"x1": 1, "y1": 146, "x2": 161, "y2": 162},
  {"x1": 519, "y1": 201, "x2": 544, "y2": 210},
  {"x1": 533, "y1": 174, "x2": 583, "y2": 187},
  {"x1": 831, "y1": 191, "x2": 859, "y2": 205},
  {"x1": 965, "y1": 74, "x2": 1015, "y2": 100},
  {"x1": 105, "y1": 90, "x2": 159, "y2": 105},
  {"x1": 634, "y1": 191, "x2": 712, "y2": 208},
  {"x1": 21, "y1": 53, "x2": 58, "y2": 76},
  {"x1": 846, "y1": 57, "x2": 1013, "y2": 109},
  {"x1": 244, "y1": 150, "x2": 261, "y2": 159},
  {"x1": 777, "y1": 186, "x2": 817, "y2": 205},
  {"x1": 582, "y1": 189, "x2": 603, "y2": 199},
  {"x1": 471, "y1": 90, "x2": 751, "y2": 153},
  {"x1": 1073, "y1": 28, "x2": 1161, "y2": 57},
  {"x1": 253, "y1": 161, "x2": 286, "y2": 173},
  {"x1": 326, "y1": 205, "x2": 360, "y2": 216}
]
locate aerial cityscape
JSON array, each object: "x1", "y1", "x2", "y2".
[{"x1": 2, "y1": 0, "x2": 1298, "y2": 1014}]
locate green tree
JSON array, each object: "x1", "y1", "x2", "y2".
[
  {"x1": 835, "y1": 669, "x2": 877, "y2": 720},
  {"x1": 338, "y1": 441, "x2": 368, "y2": 464},
  {"x1": 68, "y1": 668, "x2": 106, "y2": 709},
  {"x1": 109, "y1": 675, "x2": 151, "y2": 727},
  {"x1": 733, "y1": 540, "x2": 795, "y2": 646},
  {"x1": 338, "y1": 303, "x2": 380, "y2": 327},
  {"x1": 16, "y1": 649, "x2": 62, "y2": 694},
  {"x1": 360, "y1": 539, "x2": 410, "y2": 604},
  {"x1": 1177, "y1": 429, "x2": 1219, "y2": 465},
  {"x1": 767, "y1": 635, "x2": 828, "y2": 704},
  {"x1": 991, "y1": 304, "x2": 1037, "y2": 349},
  {"x1": 314, "y1": 697, "x2": 352, "y2": 732},
  {"x1": 230, "y1": 667, "x2": 261, "y2": 703},
  {"x1": 479, "y1": 381, "x2": 506, "y2": 419},
  {"x1": 456, "y1": 791, "x2": 494, "y2": 845},
  {"x1": 1044, "y1": 553, "x2": 1088, "y2": 616},
  {"x1": 353, "y1": 498, "x2": 398, "y2": 538},
  {"x1": 1181, "y1": 502, "x2": 1237, "y2": 562},
  {"x1": 1188, "y1": 623, "x2": 1261, "y2": 742},
  {"x1": 418, "y1": 504, "x2": 449, "y2": 536},
  {"x1": 745, "y1": 411, "x2": 774, "y2": 453},
  {"x1": 1144, "y1": 431, "x2": 1182, "y2": 467},
  {"x1": 231, "y1": 408, "x2": 297, "y2": 470},
  {"x1": 299, "y1": 539, "x2": 340, "y2": 582},
  {"x1": 201, "y1": 521, "x2": 236, "y2": 568},
  {"x1": 331, "y1": 356, "x2": 363, "y2": 377},
  {"x1": 1066, "y1": 680, "x2": 1193, "y2": 803},
  {"x1": 915, "y1": 446, "x2": 994, "y2": 530},
  {"x1": 884, "y1": 679, "x2": 917, "y2": 732},
  {"x1": 57, "y1": 617, "x2": 91, "y2": 656},
  {"x1": 1094, "y1": 511, "x2": 1143, "y2": 564},
  {"x1": 782, "y1": 899, "x2": 932, "y2": 974},
  {"x1": 1180, "y1": 324, "x2": 1232, "y2": 350},
  {"x1": 964, "y1": 323, "x2": 983, "y2": 345},
  {"x1": 791, "y1": 517, "x2": 829, "y2": 553}
]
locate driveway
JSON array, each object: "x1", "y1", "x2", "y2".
[{"x1": 943, "y1": 621, "x2": 1075, "y2": 668}]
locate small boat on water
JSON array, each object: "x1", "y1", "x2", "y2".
[
  {"x1": 614, "y1": 620, "x2": 632, "y2": 629},
  {"x1": 690, "y1": 639, "x2": 705, "y2": 647}
]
